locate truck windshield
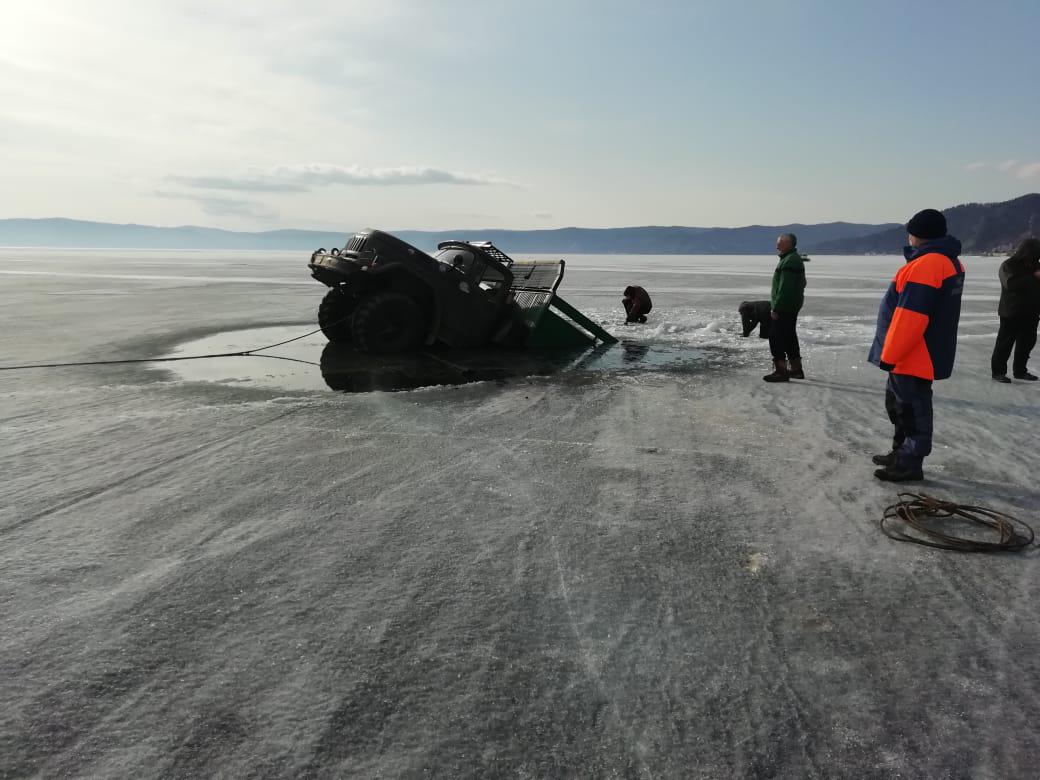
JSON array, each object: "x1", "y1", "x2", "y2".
[{"x1": 434, "y1": 248, "x2": 475, "y2": 274}]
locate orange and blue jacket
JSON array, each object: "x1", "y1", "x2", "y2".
[{"x1": 868, "y1": 236, "x2": 965, "y2": 380}]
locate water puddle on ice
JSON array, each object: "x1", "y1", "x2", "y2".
[{"x1": 155, "y1": 326, "x2": 712, "y2": 393}]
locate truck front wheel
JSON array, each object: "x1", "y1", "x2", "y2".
[
  {"x1": 351, "y1": 292, "x2": 425, "y2": 353},
  {"x1": 318, "y1": 287, "x2": 355, "y2": 343}
]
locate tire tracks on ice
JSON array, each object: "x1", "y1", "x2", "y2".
[
  {"x1": 550, "y1": 533, "x2": 654, "y2": 779},
  {"x1": 1, "y1": 406, "x2": 305, "y2": 535},
  {"x1": 481, "y1": 382, "x2": 656, "y2": 776}
]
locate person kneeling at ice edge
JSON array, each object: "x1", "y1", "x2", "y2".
[
  {"x1": 739, "y1": 300, "x2": 772, "y2": 338},
  {"x1": 868, "y1": 208, "x2": 964, "y2": 483},
  {"x1": 622, "y1": 285, "x2": 652, "y2": 324}
]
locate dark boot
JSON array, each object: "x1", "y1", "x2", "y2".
[
  {"x1": 871, "y1": 451, "x2": 897, "y2": 467},
  {"x1": 874, "y1": 464, "x2": 924, "y2": 482},
  {"x1": 1014, "y1": 371, "x2": 1038, "y2": 381},
  {"x1": 763, "y1": 359, "x2": 789, "y2": 383},
  {"x1": 788, "y1": 358, "x2": 804, "y2": 379},
  {"x1": 993, "y1": 374, "x2": 1012, "y2": 383}
]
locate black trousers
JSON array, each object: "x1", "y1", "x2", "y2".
[
  {"x1": 991, "y1": 314, "x2": 1039, "y2": 376},
  {"x1": 623, "y1": 298, "x2": 649, "y2": 323},
  {"x1": 768, "y1": 311, "x2": 800, "y2": 361},
  {"x1": 885, "y1": 373, "x2": 933, "y2": 469}
]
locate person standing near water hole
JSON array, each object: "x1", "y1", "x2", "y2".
[
  {"x1": 763, "y1": 232, "x2": 808, "y2": 382},
  {"x1": 990, "y1": 237, "x2": 1040, "y2": 382},
  {"x1": 868, "y1": 208, "x2": 964, "y2": 482}
]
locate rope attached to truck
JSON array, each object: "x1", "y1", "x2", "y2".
[{"x1": 0, "y1": 323, "x2": 336, "y2": 372}]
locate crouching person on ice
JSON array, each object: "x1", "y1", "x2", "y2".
[
  {"x1": 622, "y1": 285, "x2": 653, "y2": 324},
  {"x1": 869, "y1": 209, "x2": 965, "y2": 482}
]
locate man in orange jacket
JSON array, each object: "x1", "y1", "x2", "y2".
[{"x1": 868, "y1": 209, "x2": 965, "y2": 482}]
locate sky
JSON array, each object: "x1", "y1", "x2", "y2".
[{"x1": 2, "y1": 0, "x2": 1039, "y2": 232}]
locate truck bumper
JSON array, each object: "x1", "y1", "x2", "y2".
[{"x1": 308, "y1": 255, "x2": 363, "y2": 287}]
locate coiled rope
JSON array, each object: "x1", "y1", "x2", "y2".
[{"x1": 881, "y1": 492, "x2": 1035, "y2": 552}]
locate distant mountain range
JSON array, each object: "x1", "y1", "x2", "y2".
[
  {"x1": 0, "y1": 219, "x2": 350, "y2": 252},
  {"x1": 1, "y1": 194, "x2": 1037, "y2": 254},
  {"x1": 0, "y1": 218, "x2": 894, "y2": 254},
  {"x1": 397, "y1": 223, "x2": 898, "y2": 254},
  {"x1": 816, "y1": 194, "x2": 1040, "y2": 254}
]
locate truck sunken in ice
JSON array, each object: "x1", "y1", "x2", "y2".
[{"x1": 307, "y1": 229, "x2": 616, "y2": 353}]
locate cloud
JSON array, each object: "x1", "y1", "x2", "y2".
[
  {"x1": 167, "y1": 175, "x2": 309, "y2": 193},
  {"x1": 170, "y1": 164, "x2": 517, "y2": 193},
  {"x1": 961, "y1": 160, "x2": 1040, "y2": 180},
  {"x1": 1017, "y1": 162, "x2": 1040, "y2": 179},
  {"x1": 153, "y1": 190, "x2": 277, "y2": 221},
  {"x1": 533, "y1": 212, "x2": 553, "y2": 219}
]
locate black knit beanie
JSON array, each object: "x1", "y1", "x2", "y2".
[{"x1": 906, "y1": 209, "x2": 947, "y2": 240}]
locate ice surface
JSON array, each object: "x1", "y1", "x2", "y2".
[
  {"x1": 160, "y1": 326, "x2": 713, "y2": 394},
  {"x1": 2, "y1": 248, "x2": 1039, "y2": 777}
]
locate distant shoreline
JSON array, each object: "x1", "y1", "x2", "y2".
[
  {"x1": 0, "y1": 245, "x2": 1007, "y2": 258},
  {"x1": 2, "y1": 193, "x2": 1037, "y2": 254}
]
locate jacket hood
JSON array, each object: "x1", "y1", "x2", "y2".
[{"x1": 903, "y1": 235, "x2": 962, "y2": 263}]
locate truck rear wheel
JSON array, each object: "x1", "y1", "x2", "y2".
[
  {"x1": 318, "y1": 288, "x2": 354, "y2": 343},
  {"x1": 351, "y1": 292, "x2": 425, "y2": 353}
]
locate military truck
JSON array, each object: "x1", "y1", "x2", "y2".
[{"x1": 307, "y1": 229, "x2": 615, "y2": 353}]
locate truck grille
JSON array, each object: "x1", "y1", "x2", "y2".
[{"x1": 345, "y1": 235, "x2": 368, "y2": 253}]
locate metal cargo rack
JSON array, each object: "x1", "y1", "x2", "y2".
[{"x1": 507, "y1": 259, "x2": 617, "y2": 348}]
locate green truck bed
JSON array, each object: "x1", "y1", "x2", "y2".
[{"x1": 507, "y1": 260, "x2": 617, "y2": 348}]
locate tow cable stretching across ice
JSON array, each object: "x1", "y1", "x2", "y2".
[{"x1": 0, "y1": 322, "x2": 340, "y2": 372}]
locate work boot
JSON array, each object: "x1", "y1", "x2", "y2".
[
  {"x1": 763, "y1": 359, "x2": 789, "y2": 383},
  {"x1": 871, "y1": 451, "x2": 898, "y2": 467},
  {"x1": 992, "y1": 374, "x2": 1012, "y2": 383},
  {"x1": 873, "y1": 464, "x2": 924, "y2": 482},
  {"x1": 1013, "y1": 371, "x2": 1038, "y2": 381},
  {"x1": 788, "y1": 358, "x2": 805, "y2": 380}
]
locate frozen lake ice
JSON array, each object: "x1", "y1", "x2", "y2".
[{"x1": 2, "y1": 247, "x2": 1038, "y2": 777}]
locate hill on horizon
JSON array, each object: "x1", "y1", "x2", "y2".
[
  {"x1": 1, "y1": 194, "x2": 1036, "y2": 254},
  {"x1": 816, "y1": 194, "x2": 1040, "y2": 254},
  {"x1": 0, "y1": 217, "x2": 895, "y2": 254}
]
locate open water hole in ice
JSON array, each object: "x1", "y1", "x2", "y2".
[{"x1": 155, "y1": 325, "x2": 714, "y2": 393}]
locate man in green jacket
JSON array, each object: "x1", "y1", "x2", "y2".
[{"x1": 764, "y1": 233, "x2": 808, "y2": 382}]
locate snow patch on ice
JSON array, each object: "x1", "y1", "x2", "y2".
[
  {"x1": 744, "y1": 552, "x2": 768, "y2": 574},
  {"x1": 583, "y1": 307, "x2": 878, "y2": 351}
]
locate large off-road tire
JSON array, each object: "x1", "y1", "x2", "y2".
[
  {"x1": 318, "y1": 288, "x2": 354, "y2": 343},
  {"x1": 351, "y1": 292, "x2": 425, "y2": 353}
]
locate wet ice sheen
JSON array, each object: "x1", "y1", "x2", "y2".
[{"x1": 156, "y1": 326, "x2": 710, "y2": 393}]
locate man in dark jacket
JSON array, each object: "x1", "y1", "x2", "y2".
[
  {"x1": 990, "y1": 237, "x2": 1040, "y2": 382},
  {"x1": 622, "y1": 285, "x2": 653, "y2": 323},
  {"x1": 763, "y1": 233, "x2": 808, "y2": 382},
  {"x1": 868, "y1": 209, "x2": 964, "y2": 482}
]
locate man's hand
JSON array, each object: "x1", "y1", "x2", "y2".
[
  {"x1": 879, "y1": 361, "x2": 895, "y2": 372},
  {"x1": 770, "y1": 311, "x2": 779, "y2": 320},
  {"x1": 1033, "y1": 269, "x2": 1040, "y2": 280}
]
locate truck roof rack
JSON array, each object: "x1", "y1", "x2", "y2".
[{"x1": 437, "y1": 240, "x2": 515, "y2": 267}]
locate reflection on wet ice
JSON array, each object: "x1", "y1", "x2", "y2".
[{"x1": 156, "y1": 326, "x2": 711, "y2": 394}]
